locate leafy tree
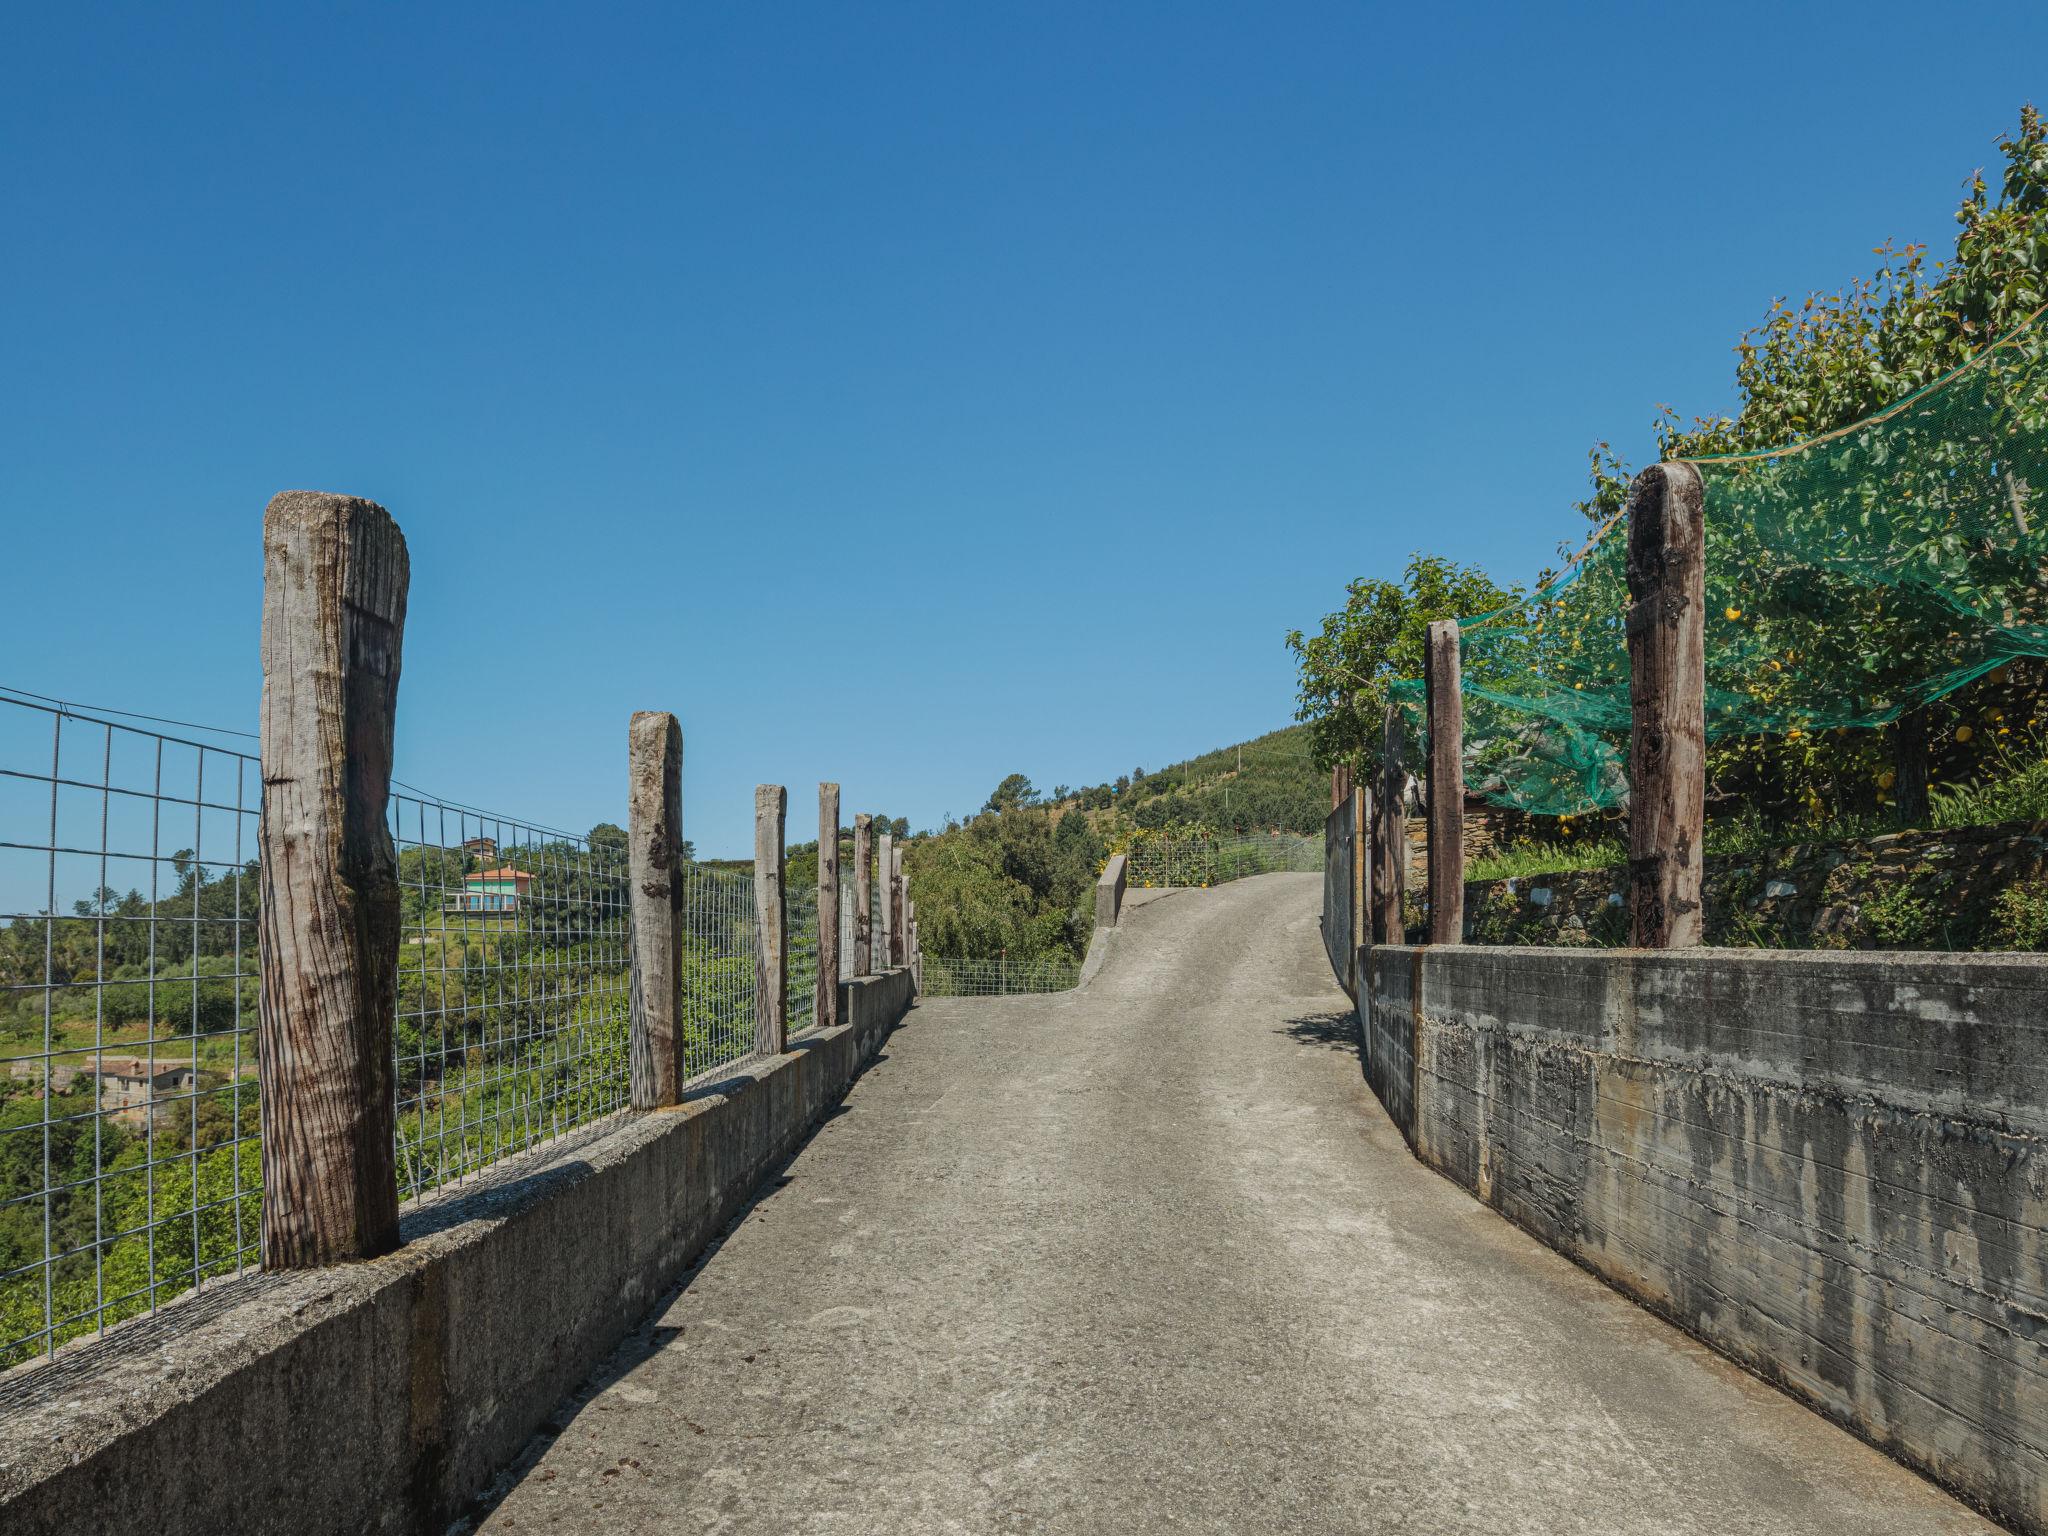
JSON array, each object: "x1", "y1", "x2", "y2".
[{"x1": 1287, "y1": 554, "x2": 1514, "y2": 774}]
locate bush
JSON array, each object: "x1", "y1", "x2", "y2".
[{"x1": 1988, "y1": 880, "x2": 2048, "y2": 950}]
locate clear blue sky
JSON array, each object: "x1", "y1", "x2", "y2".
[{"x1": 4, "y1": 3, "x2": 2043, "y2": 858}]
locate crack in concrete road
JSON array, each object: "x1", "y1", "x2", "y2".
[{"x1": 465, "y1": 873, "x2": 1995, "y2": 1535}]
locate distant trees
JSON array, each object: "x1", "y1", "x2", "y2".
[{"x1": 983, "y1": 774, "x2": 1037, "y2": 814}]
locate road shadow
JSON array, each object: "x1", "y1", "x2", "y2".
[{"x1": 1279, "y1": 1008, "x2": 1361, "y2": 1053}]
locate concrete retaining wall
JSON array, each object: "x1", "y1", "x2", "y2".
[
  {"x1": 1362, "y1": 943, "x2": 2047, "y2": 1533},
  {"x1": 0, "y1": 969, "x2": 916, "y2": 1536}
]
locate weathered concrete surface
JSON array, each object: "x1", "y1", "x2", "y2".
[
  {"x1": 0, "y1": 970, "x2": 915, "y2": 1536},
  {"x1": 1367, "y1": 943, "x2": 2046, "y2": 1534},
  {"x1": 1095, "y1": 852, "x2": 1128, "y2": 928},
  {"x1": 470, "y1": 875, "x2": 1993, "y2": 1535}
]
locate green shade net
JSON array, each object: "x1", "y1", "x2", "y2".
[{"x1": 1390, "y1": 309, "x2": 2048, "y2": 816}]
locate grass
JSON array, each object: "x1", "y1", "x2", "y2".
[{"x1": 1467, "y1": 839, "x2": 1623, "y2": 883}]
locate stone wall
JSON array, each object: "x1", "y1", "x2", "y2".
[
  {"x1": 1461, "y1": 820, "x2": 2048, "y2": 950},
  {"x1": 1361, "y1": 943, "x2": 2048, "y2": 1533}
]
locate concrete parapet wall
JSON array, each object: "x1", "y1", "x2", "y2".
[
  {"x1": 1096, "y1": 853, "x2": 1128, "y2": 928},
  {"x1": 0, "y1": 968, "x2": 916, "y2": 1536},
  {"x1": 1361, "y1": 943, "x2": 2047, "y2": 1534}
]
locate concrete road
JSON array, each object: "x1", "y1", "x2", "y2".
[{"x1": 468, "y1": 873, "x2": 1994, "y2": 1535}]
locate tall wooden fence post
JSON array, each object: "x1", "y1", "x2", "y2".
[
  {"x1": 889, "y1": 844, "x2": 906, "y2": 967},
  {"x1": 877, "y1": 830, "x2": 895, "y2": 967},
  {"x1": 1351, "y1": 785, "x2": 1369, "y2": 991},
  {"x1": 754, "y1": 785, "x2": 788, "y2": 1055},
  {"x1": 628, "y1": 712, "x2": 685, "y2": 1108},
  {"x1": 1425, "y1": 619, "x2": 1465, "y2": 945},
  {"x1": 853, "y1": 813, "x2": 873, "y2": 976},
  {"x1": 817, "y1": 783, "x2": 840, "y2": 1029},
  {"x1": 1626, "y1": 461, "x2": 1708, "y2": 947},
  {"x1": 257, "y1": 491, "x2": 406, "y2": 1269},
  {"x1": 1375, "y1": 704, "x2": 1407, "y2": 945}
]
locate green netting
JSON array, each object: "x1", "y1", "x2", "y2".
[{"x1": 1391, "y1": 307, "x2": 2048, "y2": 816}]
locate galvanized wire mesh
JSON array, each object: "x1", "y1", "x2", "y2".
[
  {"x1": 681, "y1": 866, "x2": 756, "y2": 1083},
  {"x1": 919, "y1": 953, "x2": 1081, "y2": 997},
  {"x1": 390, "y1": 797, "x2": 633, "y2": 1201},
  {"x1": 0, "y1": 675, "x2": 787, "y2": 1371},
  {"x1": 0, "y1": 695, "x2": 261, "y2": 1368},
  {"x1": 787, "y1": 884, "x2": 819, "y2": 1035},
  {"x1": 1122, "y1": 832, "x2": 1322, "y2": 888}
]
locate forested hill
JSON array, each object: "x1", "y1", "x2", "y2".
[{"x1": 1055, "y1": 724, "x2": 1325, "y2": 835}]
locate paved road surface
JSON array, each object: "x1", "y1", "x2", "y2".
[{"x1": 469, "y1": 873, "x2": 1993, "y2": 1535}]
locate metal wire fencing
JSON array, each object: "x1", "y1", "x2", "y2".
[
  {"x1": 919, "y1": 953, "x2": 1082, "y2": 998},
  {"x1": 681, "y1": 866, "x2": 757, "y2": 1082},
  {"x1": 1122, "y1": 832, "x2": 1322, "y2": 889},
  {"x1": 0, "y1": 695, "x2": 262, "y2": 1369},
  {"x1": 787, "y1": 884, "x2": 819, "y2": 1035},
  {"x1": 390, "y1": 797, "x2": 634, "y2": 1201}
]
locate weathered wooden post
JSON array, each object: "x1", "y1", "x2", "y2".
[
  {"x1": 1425, "y1": 619, "x2": 1464, "y2": 944},
  {"x1": 754, "y1": 785, "x2": 788, "y2": 1054},
  {"x1": 1373, "y1": 704, "x2": 1406, "y2": 945},
  {"x1": 1626, "y1": 461, "x2": 1708, "y2": 947},
  {"x1": 889, "y1": 844, "x2": 906, "y2": 967},
  {"x1": 877, "y1": 830, "x2": 895, "y2": 967},
  {"x1": 1351, "y1": 785, "x2": 1369, "y2": 990},
  {"x1": 257, "y1": 491, "x2": 406, "y2": 1269},
  {"x1": 817, "y1": 783, "x2": 840, "y2": 1030},
  {"x1": 853, "y1": 813, "x2": 873, "y2": 976},
  {"x1": 627, "y1": 712, "x2": 685, "y2": 1108}
]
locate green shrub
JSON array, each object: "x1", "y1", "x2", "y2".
[
  {"x1": 1988, "y1": 880, "x2": 2048, "y2": 949},
  {"x1": 1859, "y1": 883, "x2": 1944, "y2": 948}
]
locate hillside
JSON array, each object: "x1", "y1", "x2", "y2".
[{"x1": 1059, "y1": 723, "x2": 1325, "y2": 835}]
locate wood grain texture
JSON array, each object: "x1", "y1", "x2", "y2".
[
  {"x1": 817, "y1": 784, "x2": 840, "y2": 1030},
  {"x1": 1374, "y1": 704, "x2": 1406, "y2": 945},
  {"x1": 1625, "y1": 462, "x2": 1707, "y2": 947},
  {"x1": 1424, "y1": 619, "x2": 1465, "y2": 945},
  {"x1": 888, "y1": 845, "x2": 906, "y2": 968},
  {"x1": 876, "y1": 832, "x2": 895, "y2": 968},
  {"x1": 853, "y1": 814, "x2": 873, "y2": 976},
  {"x1": 628, "y1": 712, "x2": 684, "y2": 1107},
  {"x1": 257, "y1": 490, "x2": 407, "y2": 1268},
  {"x1": 754, "y1": 785, "x2": 787, "y2": 1055}
]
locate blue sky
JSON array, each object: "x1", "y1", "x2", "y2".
[{"x1": 3, "y1": 3, "x2": 2044, "y2": 860}]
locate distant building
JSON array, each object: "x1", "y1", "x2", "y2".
[
  {"x1": 462, "y1": 836, "x2": 498, "y2": 860},
  {"x1": 451, "y1": 867, "x2": 532, "y2": 914},
  {"x1": 85, "y1": 1056, "x2": 198, "y2": 1126}
]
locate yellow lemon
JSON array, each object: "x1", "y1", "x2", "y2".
[
  {"x1": 1725, "y1": 606, "x2": 1742, "y2": 621},
  {"x1": 1877, "y1": 770, "x2": 1895, "y2": 789},
  {"x1": 1957, "y1": 725, "x2": 1974, "y2": 742}
]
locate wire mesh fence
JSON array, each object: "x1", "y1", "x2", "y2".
[
  {"x1": 0, "y1": 695, "x2": 262, "y2": 1370},
  {"x1": 918, "y1": 953, "x2": 1082, "y2": 997},
  {"x1": 1122, "y1": 832, "x2": 1323, "y2": 888},
  {"x1": 390, "y1": 797, "x2": 633, "y2": 1202},
  {"x1": 681, "y1": 866, "x2": 757, "y2": 1083},
  {"x1": 787, "y1": 883, "x2": 819, "y2": 1035}
]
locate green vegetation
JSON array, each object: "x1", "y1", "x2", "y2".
[
  {"x1": 0, "y1": 827, "x2": 772, "y2": 1367},
  {"x1": 902, "y1": 728, "x2": 1327, "y2": 973},
  {"x1": 1295, "y1": 104, "x2": 2048, "y2": 885}
]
